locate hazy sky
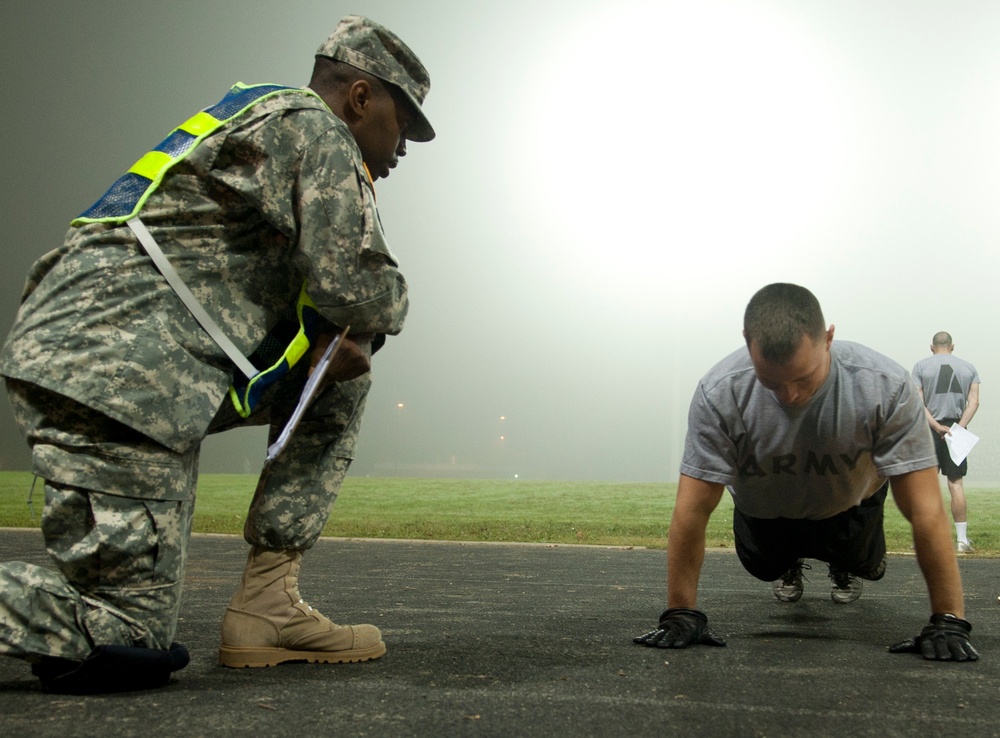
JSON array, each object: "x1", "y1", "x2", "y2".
[{"x1": 2, "y1": 0, "x2": 999, "y2": 483}]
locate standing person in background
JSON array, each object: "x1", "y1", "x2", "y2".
[{"x1": 912, "y1": 332, "x2": 981, "y2": 553}]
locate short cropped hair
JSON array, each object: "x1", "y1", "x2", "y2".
[
  {"x1": 743, "y1": 283, "x2": 826, "y2": 362},
  {"x1": 932, "y1": 331, "x2": 953, "y2": 346}
]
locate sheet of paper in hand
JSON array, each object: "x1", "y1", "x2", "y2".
[
  {"x1": 945, "y1": 423, "x2": 980, "y2": 466},
  {"x1": 264, "y1": 327, "x2": 348, "y2": 466}
]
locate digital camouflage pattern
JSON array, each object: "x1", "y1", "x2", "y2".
[
  {"x1": 0, "y1": 85, "x2": 407, "y2": 660},
  {"x1": 0, "y1": 88, "x2": 407, "y2": 455},
  {"x1": 5, "y1": 378, "x2": 201, "y2": 502},
  {"x1": 208, "y1": 367, "x2": 373, "y2": 549},
  {"x1": 0, "y1": 369, "x2": 369, "y2": 659},
  {"x1": 317, "y1": 14, "x2": 435, "y2": 142},
  {"x1": 0, "y1": 481, "x2": 192, "y2": 659}
]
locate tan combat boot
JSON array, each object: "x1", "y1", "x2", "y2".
[{"x1": 218, "y1": 547, "x2": 385, "y2": 668}]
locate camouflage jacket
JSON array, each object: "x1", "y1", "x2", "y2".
[{"x1": 0, "y1": 87, "x2": 408, "y2": 454}]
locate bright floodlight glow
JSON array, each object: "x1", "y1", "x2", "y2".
[{"x1": 511, "y1": 0, "x2": 854, "y2": 307}]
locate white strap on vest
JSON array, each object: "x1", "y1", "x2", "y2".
[{"x1": 126, "y1": 217, "x2": 258, "y2": 380}]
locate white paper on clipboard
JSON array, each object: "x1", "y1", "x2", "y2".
[
  {"x1": 944, "y1": 423, "x2": 979, "y2": 466},
  {"x1": 264, "y1": 329, "x2": 347, "y2": 465}
]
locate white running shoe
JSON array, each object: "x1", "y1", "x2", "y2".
[
  {"x1": 828, "y1": 566, "x2": 862, "y2": 604},
  {"x1": 772, "y1": 560, "x2": 809, "y2": 602}
]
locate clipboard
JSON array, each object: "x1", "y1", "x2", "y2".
[{"x1": 263, "y1": 326, "x2": 349, "y2": 466}]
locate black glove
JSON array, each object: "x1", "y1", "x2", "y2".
[
  {"x1": 888, "y1": 614, "x2": 979, "y2": 662},
  {"x1": 633, "y1": 608, "x2": 727, "y2": 649},
  {"x1": 31, "y1": 642, "x2": 190, "y2": 694}
]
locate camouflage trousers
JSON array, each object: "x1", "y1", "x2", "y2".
[{"x1": 0, "y1": 368, "x2": 370, "y2": 660}]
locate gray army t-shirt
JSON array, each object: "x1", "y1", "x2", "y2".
[
  {"x1": 912, "y1": 353, "x2": 980, "y2": 422},
  {"x1": 680, "y1": 340, "x2": 936, "y2": 520}
]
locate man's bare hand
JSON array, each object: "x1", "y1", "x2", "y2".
[{"x1": 309, "y1": 331, "x2": 373, "y2": 383}]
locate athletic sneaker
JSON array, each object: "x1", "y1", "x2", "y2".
[
  {"x1": 772, "y1": 560, "x2": 810, "y2": 602},
  {"x1": 828, "y1": 565, "x2": 862, "y2": 604},
  {"x1": 958, "y1": 540, "x2": 975, "y2": 553}
]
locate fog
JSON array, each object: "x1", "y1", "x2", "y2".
[{"x1": 2, "y1": 0, "x2": 999, "y2": 483}]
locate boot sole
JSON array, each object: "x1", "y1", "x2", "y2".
[{"x1": 218, "y1": 641, "x2": 386, "y2": 668}]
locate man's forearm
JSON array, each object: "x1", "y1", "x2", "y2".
[
  {"x1": 665, "y1": 475, "x2": 723, "y2": 609},
  {"x1": 958, "y1": 403, "x2": 979, "y2": 428},
  {"x1": 913, "y1": 528, "x2": 965, "y2": 616},
  {"x1": 892, "y1": 468, "x2": 966, "y2": 616},
  {"x1": 923, "y1": 406, "x2": 948, "y2": 435},
  {"x1": 666, "y1": 525, "x2": 707, "y2": 609},
  {"x1": 958, "y1": 384, "x2": 980, "y2": 428}
]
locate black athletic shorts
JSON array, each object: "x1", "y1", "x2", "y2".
[
  {"x1": 932, "y1": 418, "x2": 968, "y2": 479},
  {"x1": 732, "y1": 484, "x2": 888, "y2": 582}
]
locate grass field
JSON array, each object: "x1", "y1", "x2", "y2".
[{"x1": 1, "y1": 471, "x2": 996, "y2": 554}]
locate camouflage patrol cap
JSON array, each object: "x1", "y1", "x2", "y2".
[{"x1": 317, "y1": 15, "x2": 435, "y2": 142}]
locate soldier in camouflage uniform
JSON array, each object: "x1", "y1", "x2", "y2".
[{"x1": 0, "y1": 15, "x2": 434, "y2": 692}]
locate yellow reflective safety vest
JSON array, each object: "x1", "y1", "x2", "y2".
[{"x1": 74, "y1": 83, "x2": 327, "y2": 418}]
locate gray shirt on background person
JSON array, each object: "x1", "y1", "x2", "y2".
[{"x1": 912, "y1": 353, "x2": 980, "y2": 423}]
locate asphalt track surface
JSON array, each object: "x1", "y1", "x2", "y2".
[{"x1": 0, "y1": 528, "x2": 997, "y2": 737}]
